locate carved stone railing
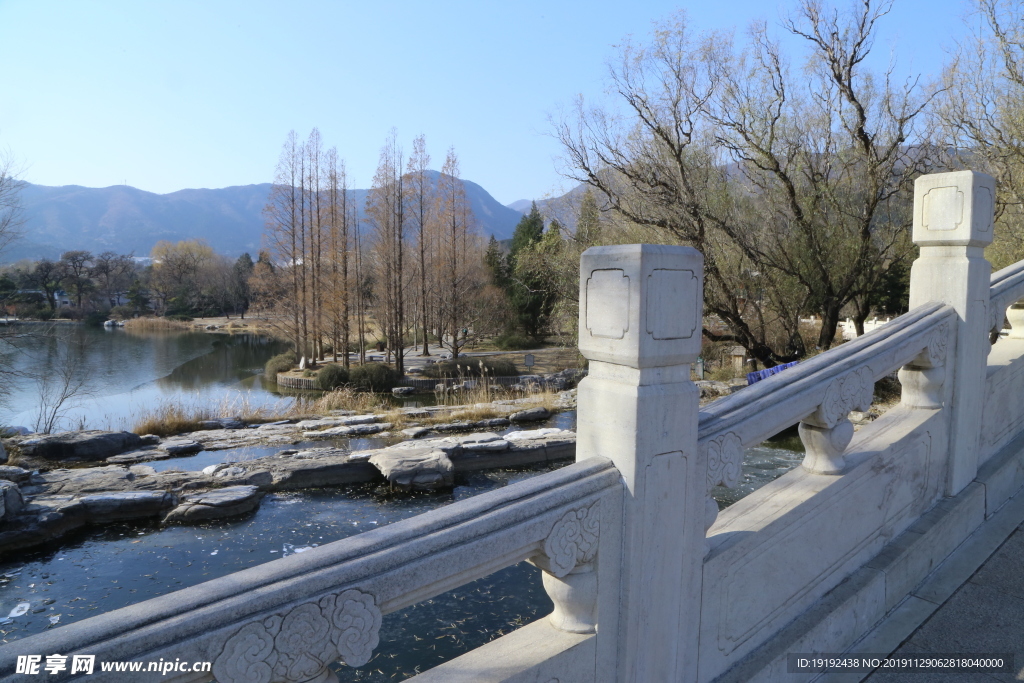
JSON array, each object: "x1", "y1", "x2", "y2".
[
  {"x1": 0, "y1": 458, "x2": 621, "y2": 683},
  {"x1": 699, "y1": 301, "x2": 955, "y2": 529}
]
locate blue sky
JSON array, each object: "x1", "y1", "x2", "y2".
[{"x1": 0, "y1": 0, "x2": 973, "y2": 205}]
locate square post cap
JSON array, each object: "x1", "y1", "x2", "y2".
[
  {"x1": 913, "y1": 170, "x2": 995, "y2": 247},
  {"x1": 578, "y1": 244, "x2": 703, "y2": 368}
]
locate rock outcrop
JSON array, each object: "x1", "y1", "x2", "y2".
[
  {"x1": 162, "y1": 486, "x2": 264, "y2": 523},
  {"x1": 369, "y1": 448, "x2": 454, "y2": 492},
  {"x1": 7, "y1": 430, "x2": 143, "y2": 465}
]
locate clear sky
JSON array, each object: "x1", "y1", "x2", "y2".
[{"x1": 0, "y1": 0, "x2": 973, "y2": 205}]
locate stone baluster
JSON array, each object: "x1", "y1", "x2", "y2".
[
  {"x1": 799, "y1": 367, "x2": 873, "y2": 474},
  {"x1": 903, "y1": 170, "x2": 995, "y2": 495},
  {"x1": 1006, "y1": 302, "x2": 1024, "y2": 339},
  {"x1": 575, "y1": 245, "x2": 705, "y2": 682}
]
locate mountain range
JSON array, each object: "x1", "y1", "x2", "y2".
[{"x1": 5, "y1": 171, "x2": 533, "y2": 263}]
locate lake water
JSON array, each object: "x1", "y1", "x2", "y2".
[
  {"x1": 0, "y1": 324, "x2": 293, "y2": 433},
  {"x1": 0, "y1": 325, "x2": 804, "y2": 679}
]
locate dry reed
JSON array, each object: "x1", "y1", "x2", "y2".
[{"x1": 123, "y1": 317, "x2": 191, "y2": 332}]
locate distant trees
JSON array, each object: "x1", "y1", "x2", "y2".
[
  {"x1": 92, "y1": 252, "x2": 136, "y2": 308},
  {"x1": 255, "y1": 128, "x2": 496, "y2": 368},
  {"x1": 58, "y1": 251, "x2": 94, "y2": 308}
]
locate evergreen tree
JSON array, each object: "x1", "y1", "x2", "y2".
[
  {"x1": 484, "y1": 235, "x2": 506, "y2": 286},
  {"x1": 575, "y1": 190, "x2": 601, "y2": 247},
  {"x1": 505, "y1": 203, "x2": 554, "y2": 340},
  {"x1": 509, "y1": 202, "x2": 544, "y2": 259},
  {"x1": 233, "y1": 253, "x2": 254, "y2": 318}
]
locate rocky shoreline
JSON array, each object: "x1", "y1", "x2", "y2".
[{"x1": 0, "y1": 393, "x2": 578, "y2": 558}]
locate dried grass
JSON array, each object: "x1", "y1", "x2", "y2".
[
  {"x1": 311, "y1": 387, "x2": 388, "y2": 414},
  {"x1": 123, "y1": 317, "x2": 191, "y2": 332},
  {"x1": 131, "y1": 395, "x2": 298, "y2": 436}
]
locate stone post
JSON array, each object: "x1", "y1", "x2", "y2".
[
  {"x1": 905, "y1": 170, "x2": 995, "y2": 496},
  {"x1": 575, "y1": 245, "x2": 705, "y2": 682}
]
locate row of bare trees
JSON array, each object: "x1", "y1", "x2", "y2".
[{"x1": 254, "y1": 129, "x2": 489, "y2": 368}]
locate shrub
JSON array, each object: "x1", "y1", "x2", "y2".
[
  {"x1": 84, "y1": 311, "x2": 108, "y2": 327},
  {"x1": 349, "y1": 363, "x2": 400, "y2": 392},
  {"x1": 317, "y1": 364, "x2": 349, "y2": 390},
  {"x1": 166, "y1": 314, "x2": 194, "y2": 322},
  {"x1": 302, "y1": 369, "x2": 314, "y2": 377},
  {"x1": 109, "y1": 305, "x2": 135, "y2": 320},
  {"x1": 495, "y1": 332, "x2": 533, "y2": 351},
  {"x1": 422, "y1": 358, "x2": 519, "y2": 379},
  {"x1": 264, "y1": 352, "x2": 295, "y2": 380}
]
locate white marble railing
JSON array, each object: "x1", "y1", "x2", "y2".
[{"x1": 0, "y1": 458, "x2": 622, "y2": 683}]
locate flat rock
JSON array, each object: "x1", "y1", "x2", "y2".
[
  {"x1": 138, "y1": 434, "x2": 161, "y2": 446},
  {"x1": 401, "y1": 427, "x2": 430, "y2": 438},
  {"x1": 0, "y1": 466, "x2": 30, "y2": 484},
  {"x1": 10, "y1": 430, "x2": 143, "y2": 462},
  {"x1": 509, "y1": 407, "x2": 551, "y2": 423},
  {"x1": 305, "y1": 423, "x2": 392, "y2": 438},
  {"x1": 163, "y1": 486, "x2": 264, "y2": 523},
  {"x1": 369, "y1": 447, "x2": 454, "y2": 492},
  {"x1": 197, "y1": 418, "x2": 245, "y2": 430},
  {"x1": 505, "y1": 428, "x2": 565, "y2": 442},
  {"x1": 475, "y1": 417, "x2": 511, "y2": 429},
  {"x1": 162, "y1": 439, "x2": 204, "y2": 456},
  {"x1": 78, "y1": 491, "x2": 177, "y2": 522}
]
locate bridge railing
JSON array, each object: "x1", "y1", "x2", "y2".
[{"x1": 0, "y1": 457, "x2": 623, "y2": 683}]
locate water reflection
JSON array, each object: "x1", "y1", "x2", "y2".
[{"x1": 0, "y1": 325, "x2": 291, "y2": 431}]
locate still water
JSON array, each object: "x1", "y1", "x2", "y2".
[
  {"x1": 0, "y1": 325, "x2": 803, "y2": 679},
  {"x1": 0, "y1": 324, "x2": 292, "y2": 432}
]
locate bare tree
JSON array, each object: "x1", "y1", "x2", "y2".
[
  {"x1": 0, "y1": 150, "x2": 25, "y2": 257},
  {"x1": 555, "y1": 1, "x2": 933, "y2": 364},
  {"x1": 939, "y1": 0, "x2": 1024, "y2": 269},
  {"x1": 32, "y1": 333, "x2": 91, "y2": 434},
  {"x1": 407, "y1": 135, "x2": 433, "y2": 356},
  {"x1": 366, "y1": 131, "x2": 407, "y2": 373},
  {"x1": 436, "y1": 148, "x2": 481, "y2": 358},
  {"x1": 264, "y1": 132, "x2": 304, "y2": 358},
  {"x1": 91, "y1": 252, "x2": 137, "y2": 308}
]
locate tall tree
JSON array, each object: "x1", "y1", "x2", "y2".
[
  {"x1": 436, "y1": 148, "x2": 482, "y2": 357},
  {"x1": 408, "y1": 134, "x2": 432, "y2": 356},
  {"x1": 366, "y1": 131, "x2": 407, "y2": 372},
  {"x1": 264, "y1": 131, "x2": 304, "y2": 356},
  {"x1": 506, "y1": 203, "x2": 551, "y2": 340}
]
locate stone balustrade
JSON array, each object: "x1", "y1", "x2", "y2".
[{"x1": 8, "y1": 170, "x2": 1024, "y2": 682}]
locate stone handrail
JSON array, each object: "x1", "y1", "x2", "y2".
[
  {"x1": 699, "y1": 301, "x2": 955, "y2": 493},
  {"x1": 989, "y1": 259, "x2": 1024, "y2": 334},
  {"x1": 0, "y1": 457, "x2": 621, "y2": 683}
]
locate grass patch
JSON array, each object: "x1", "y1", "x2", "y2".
[
  {"x1": 131, "y1": 396, "x2": 300, "y2": 436},
  {"x1": 123, "y1": 317, "x2": 192, "y2": 332}
]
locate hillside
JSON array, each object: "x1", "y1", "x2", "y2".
[{"x1": 6, "y1": 171, "x2": 524, "y2": 262}]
